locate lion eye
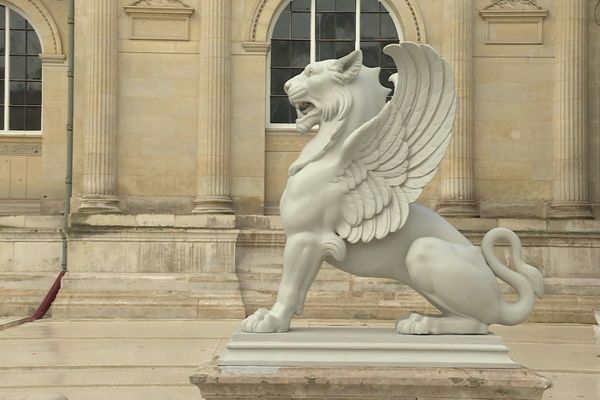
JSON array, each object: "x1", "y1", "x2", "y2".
[{"x1": 305, "y1": 67, "x2": 313, "y2": 76}]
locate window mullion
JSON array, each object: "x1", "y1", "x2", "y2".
[
  {"x1": 355, "y1": 0, "x2": 361, "y2": 51},
  {"x1": 310, "y1": 0, "x2": 315, "y2": 63},
  {"x1": 4, "y1": 10, "x2": 9, "y2": 131}
]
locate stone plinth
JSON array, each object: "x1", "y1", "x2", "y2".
[
  {"x1": 218, "y1": 328, "x2": 519, "y2": 368},
  {"x1": 191, "y1": 328, "x2": 550, "y2": 399},
  {"x1": 191, "y1": 363, "x2": 551, "y2": 400}
]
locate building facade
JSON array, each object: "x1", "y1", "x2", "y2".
[{"x1": 0, "y1": 0, "x2": 599, "y2": 322}]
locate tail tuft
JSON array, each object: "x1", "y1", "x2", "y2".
[{"x1": 522, "y1": 263, "x2": 544, "y2": 299}]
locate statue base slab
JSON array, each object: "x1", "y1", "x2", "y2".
[
  {"x1": 217, "y1": 327, "x2": 519, "y2": 368},
  {"x1": 190, "y1": 363, "x2": 551, "y2": 400}
]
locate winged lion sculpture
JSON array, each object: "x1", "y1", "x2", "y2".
[{"x1": 242, "y1": 42, "x2": 544, "y2": 335}]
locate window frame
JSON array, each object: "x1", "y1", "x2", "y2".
[
  {"x1": 0, "y1": 6, "x2": 43, "y2": 136},
  {"x1": 266, "y1": 0, "x2": 403, "y2": 129}
]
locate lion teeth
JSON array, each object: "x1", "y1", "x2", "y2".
[{"x1": 298, "y1": 102, "x2": 311, "y2": 112}]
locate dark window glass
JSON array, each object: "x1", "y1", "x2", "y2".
[
  {"x1": 291, "y1": 40, "x2": 310, "y2": 66},
  {"x1": 0, "y1": 7, "x2": 5, "y2": 29},
  {"x1": 291, "y1": 12, "x2": 310, "y2": 39},
  {"x1": 270, "y1": 96, "x2": 292, "y2": 123},
  {"x1": 10, "y1": 30, "x2": 25, "y2": 55},
  {"x1": 334, "y1": 13, "x2": 355, "y2": 40},
  {"x1": 272, "y1": 11, "x2": 290, "y2": 39},
  {"x1": 291, "y1": 0, "x2": 310, "y2": 11},
  {"x1": 317, "y1": 13, "x2": 335, "y2": 39},
  {"x1": 335, "y1": 0, "x2": 355, "y2": 12},
  {"x1": 10, "y1": 81, "x2": 25, "y2": 105},
  {"x1": 26, "y1": 56, "x2": 41, "y2": 80},
  {"x1": 360, "y1": 14, "x2": 379, "y2": 39},
  {"x1": 334, "y1": 41, "x2": 354, "y2": 58},
  {"x1": 361, "y1": 0, "x2": 380, "y2": 12},
  {"x1": 360, "y1": 41, "x2": 379, "y2": 67},
  {"x1": 271, "y1": 68, "x2": 301, "y2": 95},
  {"x1": 0, "y1": 30, "x2": 4, "y2": 55},
  {"x1": 10, "y1": 55, "x2": 25, "y2": 79},
  {"x1": 25, "y1": 106, "x2": 40, "y2": 130},
  {"x1": 316, "y1": 0, "x2": 335, "y2": 12},
  {"x1": 271, "y1": 41, "x2": 290, "y2": 66},
  {"x1": 9, "y1": 105, "x2": 24, "y2": 130},
  {"x1": 9, "y1": 11, "x2": 25, "y2": 30},
  {"x1": 26, "y1": 30, "x2": 41, "y2": 55},
  {"x1": 2, "y1": 9, "x2": 43, "y2": 131},
  {"x1": 318, "y1": 41, "x2": 334, "y2": 60},
  {"x1": 26, "y1": 81, "x2": 41, "y2": 105},
  {"x1": 381, "y1": 13, "x2": 397, "y2": 39},
  {"x1": 0, "y1": 106, "x2": 3, "y2": 129}
]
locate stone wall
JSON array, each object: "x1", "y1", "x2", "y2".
[{"x1": 0, "y1": 0, "x2": 598, "y2": 322}]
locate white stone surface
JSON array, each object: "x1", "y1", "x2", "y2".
[
  {"x1": 242, "y1": 43, "x2": 543, "y2": 335},
  {"x1": 219, "y1": 328, "x2": 519, "y2": 368}
]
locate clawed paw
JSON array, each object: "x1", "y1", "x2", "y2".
[
  {"x1": 396, "y1": 313, "x2": 438, "y2": 335},
  {"x1": 240, "y1": 308, "x2": 290, "y2": 333}
]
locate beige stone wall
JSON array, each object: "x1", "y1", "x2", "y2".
[
  {"x1": 0, "y1": 138, "x2": 42, "y2": 201},
  {"x1": 5, "y1": 0, "x2": 596, "y2": 217},
  {"x1": 1, "y1": 0, "x2": 599, "y2": 321}
]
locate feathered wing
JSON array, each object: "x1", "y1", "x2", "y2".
[{"x1": 335, "y1": 43, "x2": 457, "y2": 243}]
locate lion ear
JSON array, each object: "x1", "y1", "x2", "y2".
[{"x1": 333, "y1": 50, "x2": 362, "y2": 83}]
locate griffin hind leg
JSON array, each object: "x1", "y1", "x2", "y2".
[{"x1": 400, "y1": 237, "x2": 493, "y2": 335}]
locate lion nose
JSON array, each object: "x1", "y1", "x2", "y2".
[{"x1": 284, "y1": 80, "x2": 292, "y2": 94}]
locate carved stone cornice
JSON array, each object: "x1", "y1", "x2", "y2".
[
  {"x1": 480, "y1": 0, "x2": 548, "y2": 44},
  {"x1": 241, "y1": 41, "x2": 270, "y2": 54},
  {"x1": 482, "y1": 0, "x2": 542, "y2": 10},
  {"x1": 124, "y1": 0, "x2": 194, "y2": 41}
]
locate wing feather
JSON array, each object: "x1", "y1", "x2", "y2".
[{"x1": 333, "y1": 43, "x2": 456, "y2": 243}]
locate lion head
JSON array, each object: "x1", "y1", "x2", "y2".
[{"x1": 284, "y1": 50, "x2": 390, "y2": 134}]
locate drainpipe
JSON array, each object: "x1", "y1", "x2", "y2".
[{"x1": 28, "y1": 0, "x2": 74, "y2": 321}]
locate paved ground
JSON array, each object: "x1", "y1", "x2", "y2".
[{"x1": 0, "y1": 318, "x2": 597, "y2": 399}]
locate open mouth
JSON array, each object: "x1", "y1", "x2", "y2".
[{"x1": 294, "y1": 101, "x2": 315, "y2": 118}]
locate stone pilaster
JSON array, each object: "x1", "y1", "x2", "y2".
[
  {"x1": 437, "y1": 0, "x2": 479, "y2": 217},
  {"x1": 549, "y1": 0, "x2": 593, "y2": 219},
  {"x1": 79, "y1": 0, "x2": 120, "y2": 213},
  {"x1": 192, "y1": 0, "x2": 234, "y2": 214}
]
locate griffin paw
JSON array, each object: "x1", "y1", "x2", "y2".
[
  {"x1": 240, "y1": 308, "x2": 290, "y2": 333},
  {"x1": 395, "y1": 313, "x2": 438, "y2": 334}
]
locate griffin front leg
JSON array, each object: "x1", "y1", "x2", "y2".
[{"x1": 241, "y1": 233, "x2": 324, "y2": 333}]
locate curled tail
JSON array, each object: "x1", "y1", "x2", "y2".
[{"x1": 481, "y1": 227, "x2": 544, "y2": 326}]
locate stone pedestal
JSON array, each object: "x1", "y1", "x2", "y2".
[
  {"x1": 190, "y1": 328, "x2": 551, "y2": 399},
  {"x1": 191, "y1": 364, "x2": 550, "y2": 400},
  {"x1": 218, "y1": 328, "x2": 519, "y2": 368}
]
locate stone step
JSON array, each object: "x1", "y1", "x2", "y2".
[{"x1": 0, "y1": 386, "x2": 198, "y2": 400}]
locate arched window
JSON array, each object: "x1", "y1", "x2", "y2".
[
  {"x1": 269, "y1": 0, "x2": 400, "y2": 124},
  {"x1": 0, "y1": 5, "x2": 42, "y2": 133}
]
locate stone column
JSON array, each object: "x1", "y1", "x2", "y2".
[
  {"x1": 549, "y1": 0, "x2": 592, "y2": 219},
  {"x1": 192, "y1": 0, "x2": 234, "y2": 214},
  {"x1": 79, "y1": 0, "x2": 120, "y2": 213},
  {"x1": 437, "y1": 0, "x2": 479, "y2": 217}
]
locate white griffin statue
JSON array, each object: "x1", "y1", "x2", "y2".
[{"x1": 242, "y1": 42, "x2": 544, "y2": 335}]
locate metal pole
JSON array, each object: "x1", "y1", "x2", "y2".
[{"x1": 62, "y1": 0, "x2": 75, "y2": 272}]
